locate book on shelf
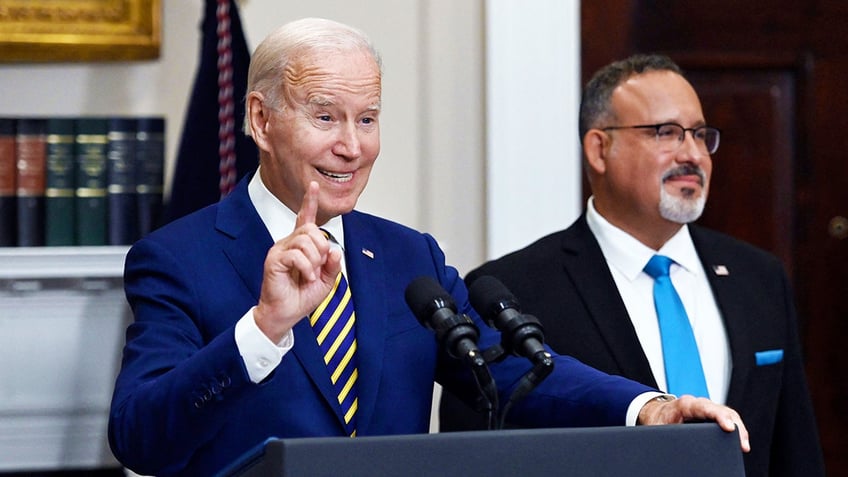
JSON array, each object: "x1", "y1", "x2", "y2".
[
  {"x1": 16, "y1": 118, "x2": 47, "y2": 247},
  {"x1": 136, "y1": 117, "x2": 166, "y2": 239},
  {"x1": 107, "y1": 117, "x2": 139, "y2": 245},
  {"x1": 0, "y1": 115, "x2": 167, "y2": 248},
  {"x1": 0, "y1": 118, "x2": 16, "y2": 246},
  {"x1": 45, "y1": 117, "x2": 77, "y2": 246},
  {"x1": 74, "y1": 117, "x2": 109, "y2": 246}
]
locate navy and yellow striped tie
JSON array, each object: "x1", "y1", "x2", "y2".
[{"x1": 310, "y1": 231, "x2": 358, "y2": 436}]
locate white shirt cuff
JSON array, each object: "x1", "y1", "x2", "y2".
[
  {"x1": 234, "y1": 306, "x2": 294, "y2": 383},
  {"x1": 626, "y1": 391, "x2": 673, "y2": 426}
]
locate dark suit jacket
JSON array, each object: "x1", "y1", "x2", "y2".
[
  {"x1": 441, "y1": 213, "x2": 824, "y2": 477},
  {"x1": 108, "y1": 178, "x2": 654, "y2": 476}
]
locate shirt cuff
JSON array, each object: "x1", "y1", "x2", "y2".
[
  {"x1": 234, "y1": 306, "x2": 294, "y2": 383},
  {"x1": 626, "y1": 391, "x2": 674, "y2": 426}
]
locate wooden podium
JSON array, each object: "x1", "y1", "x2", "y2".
[{"x1": 217, "y1": 423, "x2": 745, "y2": 477}]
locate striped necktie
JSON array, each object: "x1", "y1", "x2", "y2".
[
  {"x1": 310, "y1": 230, "x2": 358, "y2": 436},
  {"x1": 644, "y1": 255, "x2": 709, "y2": 398}
]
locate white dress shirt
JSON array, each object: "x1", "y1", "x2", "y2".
[{"x1": 586, "y1": 197, "x2": 732, "y2": 403}]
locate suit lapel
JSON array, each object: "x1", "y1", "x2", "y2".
[
  {"x1": 340, "y1": 211, "x2": 386, "y2": 434},
  {"x1": 216, "y1": 178, "x2": 350, "y2": 431},
  {"x1": 291, "y1": 321, "x2": 348, "y2": 428},
  {"x1": 690, "y1": 226, "x2": 752, "y2": 404},
  {"x1": 561, "y1": 216, "x2": 659, "y2": 388},
  {"x1": 217, "y1": 192, "x2": 271, "y2": 300}
]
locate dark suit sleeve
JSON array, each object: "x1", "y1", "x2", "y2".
[
  {"x1": 108, "y1": 235, "x2": 255, "y2": 475},
  {"x1": 766, "y1": 269, "x2": 825, "y2": 476}
]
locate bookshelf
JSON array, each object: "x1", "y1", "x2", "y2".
[
  {"x1": 1, "y1": 115, "x2": 165, "y2": 248},
  {"x1": 0, "y1": 246, "x2": 129, "y2": 471},
  {"x1": 1, "y1": 113, "x2": 163, "y2": 470}
]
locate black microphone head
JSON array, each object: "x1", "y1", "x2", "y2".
[
  {"x1": 468, "y1": 275, "x2": 521, "y2": 325},
  {"x1": 470, "y1": 275, "x2": 548, "y2": 361},
  {"x1": 405, "y1": 276, "x2": 457, "y2": 327}
]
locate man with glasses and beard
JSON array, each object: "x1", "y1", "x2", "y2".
[{"x1": 440, "y1": 54, "x2": 823, "y2": 477}]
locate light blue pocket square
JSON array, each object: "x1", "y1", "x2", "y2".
[{"x1": 755, "y1": 349, "x2": 784, "y2": 366}]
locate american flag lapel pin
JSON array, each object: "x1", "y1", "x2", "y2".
[
  {"x1": 713, "y1": 265, "x2": 729, "y2": 276},
  {"x1": 361, "y1": 248, "x2": 375, "y2": 259}
]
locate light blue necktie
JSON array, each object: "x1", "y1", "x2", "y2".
[{"x1": 644, "y1": 255, "x2": 709, "y2": 398}]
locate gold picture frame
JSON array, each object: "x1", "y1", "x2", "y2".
[{"x1": 0, "y1": 0, "x2": 161, "y2": 62}]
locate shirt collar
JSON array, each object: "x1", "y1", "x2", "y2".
[
  {"x1": 248, "y1": 166, "x2": 345, "y2": 248},
  {"x1": 586, "y1": 196, "x2": 701, "y2": 279}
]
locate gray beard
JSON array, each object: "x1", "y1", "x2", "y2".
[{"x1": 659, "y1": 186, "x2": 706, "y2": 224}]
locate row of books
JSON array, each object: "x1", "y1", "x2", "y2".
[{"x1": 0, "y1": 116, "x2": 166, "y2": 247}]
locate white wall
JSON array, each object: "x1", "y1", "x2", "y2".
[{"x1": 486, "y1": 0, "x2": 583, "y2": 260}]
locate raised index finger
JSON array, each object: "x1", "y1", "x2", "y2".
[{"x1": 295, "y1": 181, "x2": 320, "y2": 229}]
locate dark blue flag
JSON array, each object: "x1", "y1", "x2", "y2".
[{"x1": 164, "y1": 0, "x2": 258, "y2": 224}]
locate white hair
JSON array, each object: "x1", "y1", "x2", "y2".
[{"x1": 243, "y1": 17, "x2": 382, "y2": 136}]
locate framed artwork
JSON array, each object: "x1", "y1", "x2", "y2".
[{"x1": 0, "y1": 0, "x2": 161, "y2": 62}]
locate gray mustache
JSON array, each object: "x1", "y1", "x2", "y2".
[{"x1": 663, "y1": 165, "x2": 705, "y2": 185}]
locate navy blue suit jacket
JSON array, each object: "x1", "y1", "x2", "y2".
[
  {"x1": 442, "y1": 213, "x2": 824, "y2": 477},
  {"x1": 108, "y1": 178, "x2": 654, "y2": 476}
]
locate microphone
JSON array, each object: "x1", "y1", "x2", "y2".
[
  {"x1": 468, "y1": 275, "x2": 549, "y2": 365},
  {"x1": 404, "y1": 276, "x2": 485, "y2": 367},
  {"x1": 406, "y1": 276, "x2": 500, "y2": 428},
  {"x1": 469, "y1": 275, "x2": 554, "y2": 427}
]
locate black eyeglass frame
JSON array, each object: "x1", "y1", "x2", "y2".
[{"x1": 601, "y1": 122, "x2": 721, "y2": 154}]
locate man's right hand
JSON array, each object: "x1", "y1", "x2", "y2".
[
  {"x1": 254, "y1": 181, "x2": 343, "y2": 342},
  {"x1": 638, "y1": 395, "x2": 751, "y2": 453}
]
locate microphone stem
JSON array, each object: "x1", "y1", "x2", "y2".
[
  {"x1": 466, "y1": 350, "x2": 500, "y2": 430},
  {"x1": 498, "y1": 353, "x2": 554, "y2": 428}
]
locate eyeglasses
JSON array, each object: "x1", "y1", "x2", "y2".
[{"x1": 602, "y1": 122, "x2": 721, "y2": 155}]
